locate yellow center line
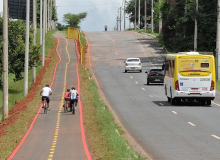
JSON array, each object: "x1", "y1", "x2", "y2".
[{"x1": 47, "y1": 38, "x2": 70, "y2": 160}]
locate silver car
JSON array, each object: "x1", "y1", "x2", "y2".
[{"x1": 124, "y1": 58, "x2": 142, "y2": 73}]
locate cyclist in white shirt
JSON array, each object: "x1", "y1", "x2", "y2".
[
  {"x1": 69, "y1": 87, "x2": 78, "y2": 111},
  {"x1": 40, "y1": 84, "x2": 52, "y2": 111}
]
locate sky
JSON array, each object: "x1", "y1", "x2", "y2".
[{"x1": 0, "y1": 0, "x2": 131, "y2": 32}]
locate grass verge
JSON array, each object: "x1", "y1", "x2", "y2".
[
  {"x1": 0, "y1": 30, "x2": 59, "y2": 159},
  {"x1": 78, "y1": 35, "x2": 146, "y2": 159}
]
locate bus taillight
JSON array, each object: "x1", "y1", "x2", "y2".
[
  {"x1": 175, "y1": 80, "x2": 180, "y2": 91},
  {"x1": 210, "y1": 80, "x2": 215, "y2": 91}
]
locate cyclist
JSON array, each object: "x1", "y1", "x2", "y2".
[
  {"x1": 69, "y1": 87, "x2": 78, "y2": 111},
  {"x1": 63, "y1": 89, "x2": 70, "y2": 107},
  {"x1": 40, "y1": 84, "x2": 52, "y2": 111}
]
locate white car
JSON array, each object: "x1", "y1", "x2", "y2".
[{"x1": 124, "y1": 58, "x2": 142, "y2": 73}]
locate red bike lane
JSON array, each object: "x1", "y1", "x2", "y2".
[{"x1": 9, "y1": 32, "x2": 91, "y2": 160}]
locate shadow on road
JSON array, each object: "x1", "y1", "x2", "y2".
[{"x1": 152, "y1": 101, "x2": 212, "y2": 107}]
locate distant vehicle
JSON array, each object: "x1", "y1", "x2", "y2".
[
  {"x1": 164, "y1": 52, "x2": 216, "y2": 105},
  {"x1": 124, "y1": 58, "x2": 142, "y2": 73},
  {"x1": 145, "y1": 68, "x2": 164, "y2": 85}
]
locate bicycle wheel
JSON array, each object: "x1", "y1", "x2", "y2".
[
  {"x1": 66, "y1": 101, "x2": 71, "y2": 112},
  {"x1": 63, "y1": 101, "x2": 67, "y2": 113},
  {"x1": 72, "y1": 103, "x2": 75, "y2": 115},
  {"x1": 44, "y1": 102, "x2": 47, "y2": 114}
]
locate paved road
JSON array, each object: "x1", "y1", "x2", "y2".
[
  {"x1": 86, "y1": 31, "x2": 220, "y2": 160},
  {"x1": 12, "y1": 33, "x2": 88, "y2": 160}
]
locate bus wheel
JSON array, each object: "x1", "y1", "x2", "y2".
[
  {"x1": 201, "y1": 100, "x2": 205, "y2": 105},
  {"x1": 207, "y1": 100, "x2": 211, "y2": 106},
  {"x1": 170, "y1": 90, "x2": 175, "y2": 105}
]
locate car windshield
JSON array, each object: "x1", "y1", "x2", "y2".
[
  {"x1": 150, "y1": 70, "x2": 164, "y2": 74},
  {"x1": 127, "y1": 59, "x2": 139, "y2": 62}
]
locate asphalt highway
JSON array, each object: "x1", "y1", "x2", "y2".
[{"x1": 86, "y1": 31, "x2": 220, "y2": 160}]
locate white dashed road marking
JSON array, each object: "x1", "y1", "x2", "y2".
[
  {"x1": 142, "y1": 88, "x2": 145, "y2": 91},
  {"x1": 159, "y1": 103, "x2": 164, "y2": 106},
  {"x1": 172, "y1": 111, "x2": 177, "y2": 114},
  {"x1": 130, "y1": 76, "x2": 133, "y2": 79},
  {"x1": 212, "y1": 135, "x2": 220, "y2": 139},
  {"x1": 149, "y1": 95, "x2": 153, "y2": 97},
  {"x1": 135, "y1": 81, "x2": 138, "y2": 84},
  {"x1": 188, "y1": 122, "x2": 196, "y2": 127}
]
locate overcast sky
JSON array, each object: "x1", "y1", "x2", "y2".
[{"x1": 0, "y1": 0, "x2": 130, "y2": 32}]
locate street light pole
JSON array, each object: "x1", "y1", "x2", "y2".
[
  {"x1": 217, "y1": 0, "x2": 220, "y2": 81},
  {"x1": 194, "y1": 0, "x2": 198, "y2": 51},
  {"x1": 3, "y1": 0, "x2": 8, "y2": 121},
  {"x1": 135, "y1": 0, "x2": 136, "y2": 31},
  {"x1": 151, "y1": 0, "x2": 154, "y2": 33},
  {"x1": 144, "y1": 0, "x2": 146, "y2": 33},
  {"x1": 138, "y1": 0, "x2": 140, "y2": 29}
]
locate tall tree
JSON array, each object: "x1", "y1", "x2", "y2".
[{"x1": 62, "y1": 12, "x2": 87, "y2": 28}]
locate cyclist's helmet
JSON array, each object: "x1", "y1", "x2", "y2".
[
  {"x1": 46, "y1": 84, "x2": 49, "y2": 87},
  {"x1": 71, "y1": 87, "x2": 75, "y2": 90},
  {"x1": 67, "y1": 89, "x2": 70, "y2": 92}
]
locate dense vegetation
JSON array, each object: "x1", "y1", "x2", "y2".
[
  {"x1": 126, "y1": 0, "x2": 217, "y2": 53},
  {"x1": 0, "y1": 17, "x2": 41, "y2": 86}
]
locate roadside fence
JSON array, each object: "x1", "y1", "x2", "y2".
[{"x1": 67, "y1": 27, "x2": 84, "y2": 64}]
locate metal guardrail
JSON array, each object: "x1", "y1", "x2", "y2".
[{"x1": 67, "y1": 27, "x2": 84, "y2": 64}]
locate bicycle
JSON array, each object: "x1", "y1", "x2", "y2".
[
  {"x1": 43, "y1": 98, "x2": 48, "y2": 114},
  {"x1": 63, "y1": 99, "x2": 71, "y2": 113}
]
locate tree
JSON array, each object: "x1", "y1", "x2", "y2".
[
  {"x1": 62, "y1": 12, "x2": 87, "y2": 28},
  {"x1": 0, "y1": 17, "x2": 41, "y2": 85}
]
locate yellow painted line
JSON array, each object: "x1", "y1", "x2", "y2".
[
  {"x1": 47, "y1": 38, "x2": 71, "y2": 159},
  {"x1": 50, "y1": 152, "x2": 54, "y2": 154},
  {"x1": 188, "y1": 122, "x2": 196, "y2": 127}
]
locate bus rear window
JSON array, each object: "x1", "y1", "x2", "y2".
[{"x1": 201, "y1": 63, "x2": 209, "y2": 67}]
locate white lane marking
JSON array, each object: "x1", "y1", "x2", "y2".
[
  {"x1": 172, "y1": 111, "x2": 177, "y2": 114},
  {"x1": 212, "y1": 135, "x2": 220, "y2": 139},
  {"x1": 113, "y1": 40, "x2": 115, "y2": 41},
  {"x1": 135, "y1": 81, "x2": 138, "y2": 84},
  {"x1": 149, "y1": 95, "x2": 153, "y2": 97},
  {"x1": 188, "y1": 122, "x2": 196, "y2": 127},
  {"x1": 142, "y1": 88, "x2": 145, "y2": 91},
  {"x1": 119, "y1": 62, "x2": 121, "y2": 64},
  {"x1": 130, "y1": 76, "x2": 133, "y2": 79},
  {"x1": 116, "y1": 53, "x2": 118, "y2": 55},
  {"x1": 212, "y1": 102, "x2": 220, "y2": 106},
  {"x1": 159, "y1": 103, "x2": 164, "y2": 106}
]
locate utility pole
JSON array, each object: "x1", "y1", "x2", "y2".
[
  {"x1": 194, "y1": 0, "x2": 198, "y2": 51},
  {"x1": 42, "y1": 0, "x2": 46, "y2": 66},
  {"x1": 151, "y1": 0, "x2": 154, "y2": 32},
  {"x1": 138, "y1": 0, "x2": 140, "y2": 29},
  {"x1": 135, "y1": 0, "x2": 136, "y2": 31},
  {"x1": 32, "y1": 0, "x2": 36, "y2": 83},
  {"x1": 217, "y1": 0, "x2": 220, "y2": 81},
  {"x1": 40, "y1": 0, "x2": 42, "y2": 45},
  {"x1": 48, "y1": 0, "x2": 50, "y2": 31},
  {"x1": 159, "y1": 0, "x2": 162, "y2": 36},
  {"x1": 124, "y1": 0, "x2": 125, "y2": 31},
  {"x1": 129, "y1": 14, "x2": 131, "y2": 29},
  {"x1": 3, "y1": 0, "x2": 8, "y2": 121},
  {"x1": 46, "y1": 0, "x2": 47, "y2": 33},
  {"x1": 117, "y1": 16, "x2": 119, "y2": 31},
  {"x1": 24, "y1": 0, "x2": 30, "y2": 96},
  {"x1": 144, "y1": 0, "x2": 146, "y2": 33},
  {"x1": 51, "y1": 0, "x2": 52, "y2": 30},
  {"x1": 120, "y1": 7, "x2": 121, "y2": 31}
]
